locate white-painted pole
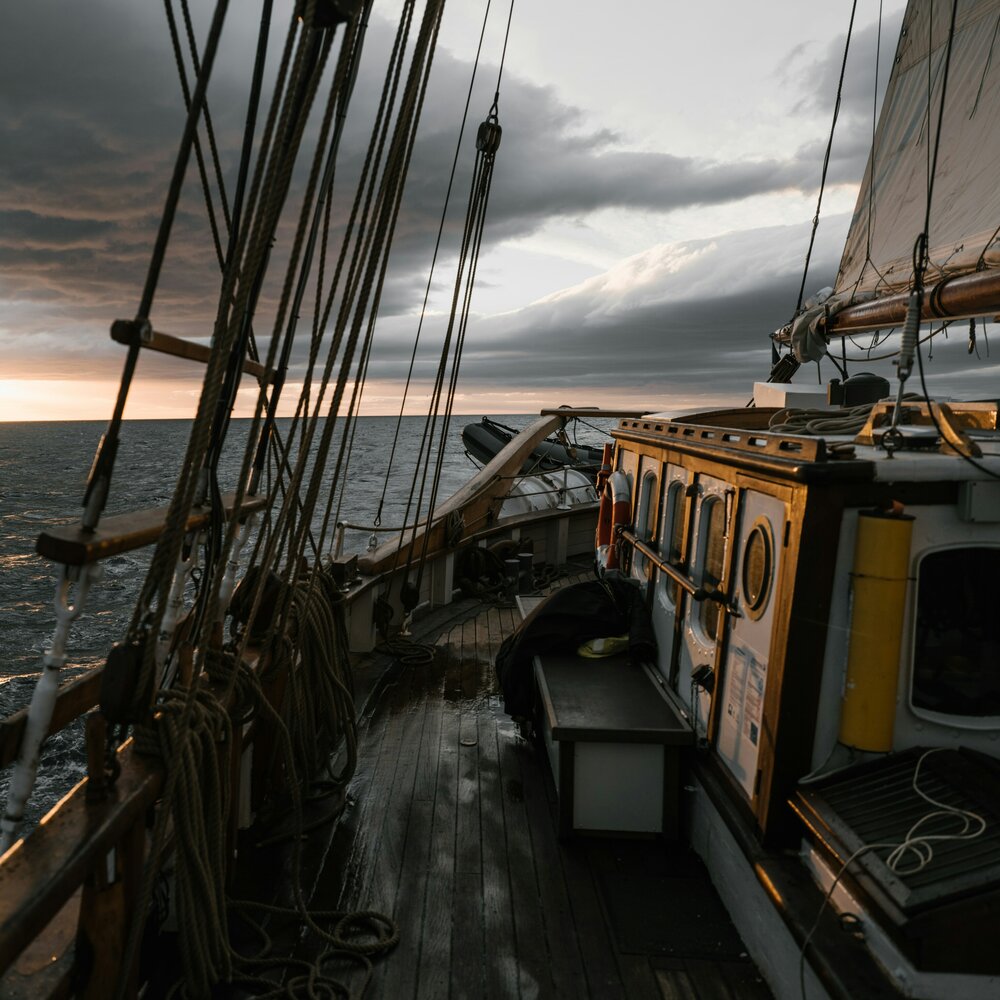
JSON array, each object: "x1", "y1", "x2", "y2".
[{"x1": 1, "y1": 563, "x2": 101, "y2": 853}]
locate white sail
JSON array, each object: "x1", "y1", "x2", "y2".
[{"x1": 835, "y1": 0, "x2": 1000, "y2": 299}]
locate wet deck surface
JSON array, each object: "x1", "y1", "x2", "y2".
[{"x1": 310, "y1": 581, "x2": 770, "y2": 1000}]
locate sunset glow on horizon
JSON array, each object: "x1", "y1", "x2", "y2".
[
  {"x1": 0, "y1": 376, "x2": 725, "y2": 423},
  {"x1": 6, "y1": 0, "x2": 992, "y2": 426}
]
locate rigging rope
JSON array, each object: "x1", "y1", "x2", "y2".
[
  {"x1": 395, "y1": 1, "x2": 515, "y2": 609},
  {"x1": 113, "y1": 8, "x2": 369, "y2": 996},
  {"x1": 367, "y1": 0, "x2": 499, "y2": 538},
  {"x1": 286, "y1": 0, "x2": 448, "y2": 586},
  {"x1": 81, "y1": 0, "x2": 231, "y2": 533},
  {"x1": 848, "y1": 0, "x2": 889, "y2": 301},
  {"x1": 905, "y1": 0, "x2": 1000, "y2": 480},
  {"x1": 792, "y1": 0, "x2": 858, "y2": 318}
]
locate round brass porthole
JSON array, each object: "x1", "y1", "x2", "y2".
[{"x1": 741, "y1": 518, "x2": 774, "y2": 620}]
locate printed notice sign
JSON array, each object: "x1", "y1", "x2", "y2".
[{"x1": 717, "y1": 642, "x2": 767, "y2": 798}]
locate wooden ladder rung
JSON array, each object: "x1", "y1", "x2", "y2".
[
  {"x1": 36, "y1": 494, "x2": 269, "y2": 566},
  {"x1": 110, "y1": 320, "x2": 271, "y2": 382}
]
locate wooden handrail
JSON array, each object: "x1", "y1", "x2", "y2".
[
  {"x1": 0, "y1": 742, "x2": 161, "y2": 975},
  {"x1": 357, "y1": 413, "x2": 569, "y2": 575},
  {"x1": 0, "y1": 668, "x2": 103, "y2": 770},
  {"x1": 538, "y1": 406, "x2": 658, "y2": 418}
]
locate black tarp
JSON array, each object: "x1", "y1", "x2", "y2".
[{"x1": 495, "y1": 573, "x2": 657, "y2": 719}]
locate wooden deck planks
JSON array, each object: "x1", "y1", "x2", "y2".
[
  {"x1": 416, "y1": 626, "x2": 463, "y2": 999},
  {"x1": 478, "y1": 696, "x2": 520, "y2": 999},
  {"x1": 515, "y1": 719, "x2": 590, "y2": 999},
  {"x1": 495, "y1": 714, "x2": 556, "y2": 999},
  {"x1": 316, "y1": 576, "x2": 768, "y2": 1000}
]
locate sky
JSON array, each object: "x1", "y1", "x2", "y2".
[{"x1": 2, "y1": 0, "x2": 994, "y2": 422}]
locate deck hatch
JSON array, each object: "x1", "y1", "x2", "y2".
[{"x1": 794, "y1": 748, "x2": 1000, "y2": 913}]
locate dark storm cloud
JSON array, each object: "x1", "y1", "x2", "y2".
[
  {"x1": 360, "y1": 212, "x2": 995, "y2": 405},
  {"x1": 359, "y1": 219, "x2": 844, "y2": 398},
  {"x1": 784, "y1": 8, "x2": 904, "y2": 186},
  {"x1": 0, "y1": 1, "x2": 892, "y2": 395}
]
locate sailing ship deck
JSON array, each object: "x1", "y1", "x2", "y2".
[{"x1": 286, "y1": 569, "x2": 771, "y2": 1000}]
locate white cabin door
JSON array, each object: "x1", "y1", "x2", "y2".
[
  {"x1": 676, "y1": 474, "x2": 731, "y2": 734},
  {"x1": 715, "y1": 490, "x2": 785, "y2": 800},
  {"x1": 651, "y1": 463, "x2": 688, "y2": 684}
]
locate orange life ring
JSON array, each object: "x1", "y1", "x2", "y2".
[{"x1": 595, "y1": 470, "x2": 631, "y2": 571}]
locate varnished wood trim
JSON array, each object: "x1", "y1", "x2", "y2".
[
  {"x1": 36, "y1": 494, "x2": 269, "y2": 566},
  {"x1": 110, "y1": 322, "x2": 270, "y2": 382},
  {"x1": 358, "y1": 414, "x2": 570, "y2": 576},
  {"x1": 0, "y1": 745, "x2": 161, "y2": 976}
]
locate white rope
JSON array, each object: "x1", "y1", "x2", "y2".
[{"x1": 798, "y1": 748, "x2": 988, "y2": 999}]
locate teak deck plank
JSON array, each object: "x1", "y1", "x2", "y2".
[
  {"x1": 416, "y1": 629, "x2": 462, "y2": 998},
  {"x1": 517, "y1": 715, "x2": 590, "y2": 999},
  {"x1": 495, "y1": 712, "x2": 554, "y2": 998},
  {"x1": 479, "y1": 700, "x2": 520, "y2": 1000},
  {"x1": 314, "y1": 576, "x2": 768, "y2": 1000}
]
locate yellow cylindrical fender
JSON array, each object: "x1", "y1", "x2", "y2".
[{"x1": 839, "y1": 508, "x2": 914, "y2": 752}]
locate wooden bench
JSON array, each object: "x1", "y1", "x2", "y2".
[{"x1": 534, "y1": 651, "x2": 693, "y2": 838}]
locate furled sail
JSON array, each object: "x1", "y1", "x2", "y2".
[{"x1": 835, "y1": 0, "x2": 1000, "y2": 300}]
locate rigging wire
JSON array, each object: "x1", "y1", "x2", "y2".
[
  {"x1": 906, "y1": 0, "x2": 1000, "y2": 480},
  {"x1": 163, "y1": 0, "x2": 226, "y2": 266},
  {"x1": 792, "y1": 0, "x2": 858, "y2": 318},
  {"x1": 395, "y1": 0, "x2": 516, "y2": 604},
  {"x1": 295, "y1": 0, "x2": 442, "y2": 565},
  {"x1": 113, "y1": 5, "x2": 421, "y2": 995},
  {"x1": 399, "y1": 107, "x2": 502, "y2": 596},
  {"x1": 849, "y1": 0, "x2": 890, "y2": 300},
  {"x1": 309, "y1": 0, "x2": 448, "y2": 566},
  {"x1": 164, "y1": 0, "x2": 280, "y2": 638},
  {"x1": 756, "y1": 0, "x2": 859, "y2": 400},
  {"x1": 81, "y1": 0, "x2": 230, "y2": 533},
  {"x1": 368, "y1": 0, "x2": 498, "y2": 532},
  {"x1": 115, "y1": 10, "x2": 339, "y2": 992}
]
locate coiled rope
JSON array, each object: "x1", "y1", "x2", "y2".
[{"x1": 769, "y1": 394, "x2": 924, "y2": 437}]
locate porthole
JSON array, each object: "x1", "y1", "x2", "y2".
[{"x1": 741, "y1": 518, "x2": 774, "y2": 620}]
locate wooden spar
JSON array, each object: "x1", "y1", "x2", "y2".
[
  {"x1": 781, "y1": 268, "x2": 1000, "y2": 339},
  {"x1": 36, "y1": 494, "x2": 269, "y2": 566},
  {"x1": 357, "y1": 413, "x2": 568, "y2": 576},
  {"x1": 538, "y1": 406, "x2": 658, "y2": 418},
  {"x1": 110, "y1": 321, "x2": 272, "y2": 382}
]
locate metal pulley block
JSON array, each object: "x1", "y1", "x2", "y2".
[
  {"x1": 100, "y1": 630, "x2": 154, "y2": 724},
  {"x1": 476, "y1": 118, "x2": 502, "y2": 155},
  {"x1": 298, "y1": 0, "x2": 364, "y2": 28}
]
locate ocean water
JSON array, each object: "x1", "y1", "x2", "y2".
[{"x1": 0, "y1": 413, "x2": 610, "y2": 826}]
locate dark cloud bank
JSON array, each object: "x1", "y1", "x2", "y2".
[{"x1": 6, "y1": 2, "x2": 990, "y2": 404}]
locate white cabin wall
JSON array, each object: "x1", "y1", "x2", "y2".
[
  {"x1": 812, "y1": 503, "x2": 1000, "y2": 769},
  {"x1": 894, "y1": 505, "x2": 1000, "y2": 759},
  {"x1": 810, "y1": 510, "x2": 856, "y2": 769}
]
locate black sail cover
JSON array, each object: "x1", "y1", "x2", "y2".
[{"x1": 494, "y1": 574, "x2": 656, "y2": 719}]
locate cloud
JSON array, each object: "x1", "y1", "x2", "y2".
[
  {"x1": 359, "y1": 218, "x2": 846, "y2": 397},
  {"x1": 8, "y1": 0, "x2": 968, "y2": 413}
]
